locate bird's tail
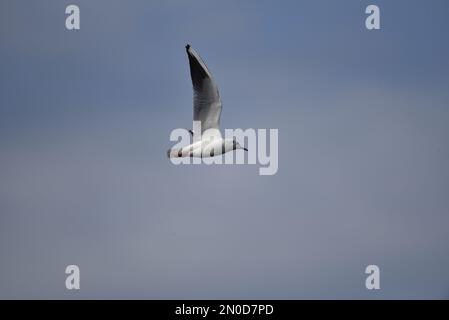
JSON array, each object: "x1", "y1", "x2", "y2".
[{"x1": 167, "y1": 148, "x2": 183, "y2": 158}]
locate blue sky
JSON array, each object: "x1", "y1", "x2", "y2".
[{"x1": 1, "y1": 0, "x2": 449, "y2": 298}]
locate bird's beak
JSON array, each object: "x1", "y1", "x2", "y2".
[{"x1": 243, "y1": 147, "x2": 248, "y2": 151}]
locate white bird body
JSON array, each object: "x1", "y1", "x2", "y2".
[
  {"x1": 168, "y1": 45, "x2": 247, "y2": 158},
  {"x1": 172, "y1": 136, "x2": 235, "y2": 158}
]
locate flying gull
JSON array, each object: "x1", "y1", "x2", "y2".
[{"x1": 167, "y1": 44, "x2": 248, "y2": 158}]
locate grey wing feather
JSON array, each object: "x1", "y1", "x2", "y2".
[{"x1": 186, "y1": 44, "x2": 222, "y2": 133}]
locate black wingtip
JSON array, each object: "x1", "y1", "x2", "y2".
[{"x1": 185, "y1": 44, "x2": 191, "y2": 50}]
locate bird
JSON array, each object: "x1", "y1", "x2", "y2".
[{"x1": 167, "y1": 44, "x2": 248, "y2": 158}]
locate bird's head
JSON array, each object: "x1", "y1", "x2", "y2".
[{"x1": 233, "y1": 137, "x2": 248, "y2": 151}]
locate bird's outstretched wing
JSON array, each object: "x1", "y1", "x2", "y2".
[{"x1": 186, "y1": 44, "x2": 222, "y2": 135}]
